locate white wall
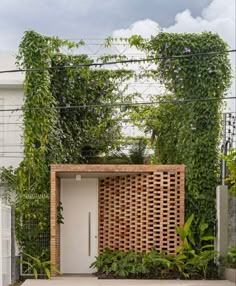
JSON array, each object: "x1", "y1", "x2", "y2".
[{"x1": 0, "y1": 51, "x2": 24, "y2": 169}]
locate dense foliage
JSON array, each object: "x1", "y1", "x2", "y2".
[
  {"x1": 226, "y1": 246, "x2": 236, "y2": 268},
  {"x1": 91, "y1": 215, "x2": 218, "y2": 279},
  {"x1": 0, "y1": 30, "x2": 232, "y2": 275},
  {"x1": 224, "y1": 149, "x2": 236, "y2": 196},
  {"x1": 129, "y1": 32, "x2": 232, "y2": 228},
  {"x1": 18, "y1": 252, "x2": 61, "y2": 279},
  {"x1": 1, "y1": 30, "x2": 133, "y2": 259},
  {"x1": 14, "y1": 31, "x2": 62, "y2": 258},
  {"x1": 49, "y1": 53, "x2": 133, "y2": 163},
  {"x1": 91, "y1": 248, "x2": 218, "y2": 280}
]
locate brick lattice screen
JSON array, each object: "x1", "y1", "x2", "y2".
[{"x1": 99, "y1": 171, "x2": 184, "y2": 254}]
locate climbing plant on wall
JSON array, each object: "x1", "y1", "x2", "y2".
[
  {"x1": 0, "y1": 30, "x2": 231, "y2": 258},
  {"x1": 14, "y1": 30, "x2": 67, "y2": 257},
  {"x1": 223, "y1": 149, "x2": 236, "y2": 196},
  {"x1": 49, "y1": 53, "x2": 132, "y2": 163},
  {"x1": 2, "y1": 30, "x2": 133, "y2": 258},
  {"x1": 129, "y1": 32, "x2": 231, "y2": 229}
]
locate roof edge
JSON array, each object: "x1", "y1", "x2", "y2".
[{"x1": 51, "y1": 164, "x2": 185, "y2": 173}]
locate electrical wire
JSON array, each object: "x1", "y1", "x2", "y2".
[
  {"x1": 0, "y1": 49, "x2": 235, "y2": 74},
  {"x1": 0, "y1": 96, "x2": 235, "y2": 112},
  {"x1": 0, "y1": 112, "x2": 235, "y2": 126}
]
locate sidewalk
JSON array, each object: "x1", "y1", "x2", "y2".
[{"x1": 22, "y1": 277, "x2": 236, "y2": 286}]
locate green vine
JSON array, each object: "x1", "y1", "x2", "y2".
[
  {"x1": 1, "y1": 30, "x2": 133, "y2": 258},
  {"x1": 14, "y1": 31, "x2": 67, "y2": 257},
  {"x1": 0, "y1": 30, "x2": 232, "y2": 258},
  {"x1": 130, "y1": 32, "x2": 231, "y2": 228},
  {"x1": 223, "y1": 149, "x2": 236, "y2": 196}
]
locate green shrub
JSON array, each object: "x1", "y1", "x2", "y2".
[
  {"x1": 227, "y1": 246, "x2": 236, "y2": 268},
  {"x1": 90, "y1": 248, "x2": 146, "y2": 278},
  {"x1": 142, "y1": 248, "x2": 187, "y2": 278},
  {"x1": 176, "y1": 213, "x2": 218, "y2": 279},
  {"x1": 90, "y1": 247, "x2": 218, "y2": 279},
  {"x1": 18, "y1": 252, "x2": 61, "y2": 279},
  {"x1": 176, "y1": 214, "x2": 215, "y2": 254},
  {"x1": 91, "y1": 214, "x2": 218, "y2": 279},
  {"x1": 186, "y1": 250, "x2": 218, "y2": 279}
]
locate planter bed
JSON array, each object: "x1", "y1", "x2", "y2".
[
  {"x1": 224, "y1": 268, "x2": 236, "y2": 283},
  {"x1": 95, "y1": 270, "x2": 220, "y2": 280}
]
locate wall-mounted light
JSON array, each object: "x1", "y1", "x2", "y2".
[{"x1": 75, "y1": 174, "x2": 81, "y2": 181}]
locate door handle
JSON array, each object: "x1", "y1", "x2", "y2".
[{"x1": 88, "y1": 212, "x2": 91, "y2": 256}]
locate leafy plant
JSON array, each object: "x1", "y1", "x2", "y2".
[
  {"x1": 57, "y1": 201, "x2": 64, "y2": 224},
  {"x1": 90, "y1": 248, "x2": 146, "y2": 278},
  {"x1": 18, "y1": 252, "x2": 61, "y2": 279},
  {"x1": 129, "y1": 32, "x2": 232, "y2": 230},
  {"x1": 128, "y1": 138, "x2": 148, "y2": 164},
  {"x1": 187, "y1": 250, "x2": 218, "y2": 279},
  {"x1": 176, "y1": 214, "x2": 195, "y2": 254},
  {"x1": 91, "y1": 246, "x2": 218, "y2": 279},
  {"x1": 143, "y1": 248, "x2": 188, "y2": 279},
  {"x1": 142, "y1": 248, "x2": 171, "y2": 277},
  {"x1": 1, "y1": 30, "x2": 231, "y2": 269},
  {"x1": 8, "y1": 30, "x2": 133, "y2": 258},
  {"x1": 227, "y1": 246, "x2": 236, "y2": 268},
  {"x1": 223, "y1": 149, "x2": 236, "y2": 196},
  {"x1": 176, "y1": 214, "x2": 215, "y2": 254},
  {"x1": 175, "y1": 214, "x2": 217, "y2": 279}
]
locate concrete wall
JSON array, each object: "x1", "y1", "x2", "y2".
[
  {"x1": 216, "y1": 185, "x2": 229, "y2": 255},
  {"x1": 216, "y1": 185, "x2": 236, "y2": 256},
  {"x1": 228, "y1": 192, "x2": 236, "y2": 246}
]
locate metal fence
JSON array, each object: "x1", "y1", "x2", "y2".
[{"x1": 0, "y1": 200, "x2": 11, "y2": 286}]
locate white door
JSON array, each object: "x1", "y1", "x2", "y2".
[{"x1": 60, "y1": 178, "x2": 98, "y2": 274}]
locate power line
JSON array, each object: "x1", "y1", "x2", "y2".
[
  {"x1": 0, "y1": 145, "x2": 24, "y2": 147},
  {"x1": 0, "y1": 110, "x2": 235, "y2": 119},
  {"x1": 0, "y1": 156, "x2": 24, "y2": 158},
  {"x1": 0, "y1": 96, "x2": 235, "y2": 113},
  {"x1": 0, "y1": 130, "x2": 22, "y2": 132},
  {"x1": 0, "y1": 122, "x2": 23, "y2": 125},
  {"x1": 0, "y1": 49, "x2": 235, "y2": 74},
  {"x1": 1, "y1": 110, "x2": 235, "y2": 125}
]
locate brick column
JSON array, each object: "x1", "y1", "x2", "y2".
[{"x1": 50, "y1": 170, "x2": 60, "y2": 275}]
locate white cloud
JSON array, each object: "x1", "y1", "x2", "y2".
[
  {"x1": 112, "y1": 0, "x2": 235, "y2": 111},
  {"x1": 113, "y1": 0, "x2": 235, "y2": 45},
  {"x1": 113, "y1": 0, "x2": 235, "y2": 48},
  {"x1": 202, "y1": 0, "x2": 235, "y2": 22},
  {"x1": 112, "y1": 19, "x2": 160, "y2": 38},
  {"x1": 165, "y1": 1, "x2": 235, "y2": 49}
]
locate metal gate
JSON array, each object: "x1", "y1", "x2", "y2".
[{"x1": 0, "y1": 200, "x2": 11, "y2": 286}]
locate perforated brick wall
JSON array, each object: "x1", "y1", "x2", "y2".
[
  {"x1": 99, "y1": 171, "x2": 184, "y2": 254},
  {"x1": 51, "y1": 164, "x2": 184, "y2": 274}
]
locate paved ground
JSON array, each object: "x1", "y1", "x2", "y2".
[{"x1": 22, "y1": 277, "x2": 236, "y2": 286}]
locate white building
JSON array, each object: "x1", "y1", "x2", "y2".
[
  {"x1": 0, "y1": 52, "x2": 24, "y2": 169},
  {"x1": 0, "y1": 52, "x2": 24, "y2": 285}
]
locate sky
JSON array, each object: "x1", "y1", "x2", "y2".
[
  {"x1": 0, "y1": 0, "x2": 233, "y2": 50},
  {"x1": 0, "y1": 0, "x2": 235, "y2": 108}
]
